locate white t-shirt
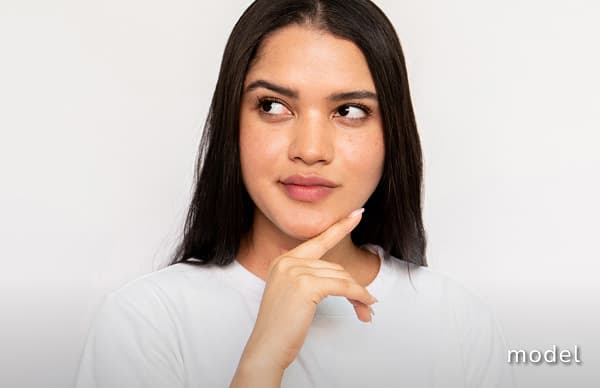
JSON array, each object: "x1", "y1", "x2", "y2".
[{"x1": 75, "y1": 244, "x2": 515, "y2": 388}]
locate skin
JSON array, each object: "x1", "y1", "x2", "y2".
[
  {"x1": 231, "y1": 24, "x2": 385, "y2": 387},
  {"x1": 237, "y1": 24, "x2": 385, "y2": 286}
]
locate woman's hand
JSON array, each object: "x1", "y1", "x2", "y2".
[{"x1": 230, "y1": 208, "x2": 377, "y2": 387}]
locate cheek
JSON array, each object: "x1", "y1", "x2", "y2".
[
  {"x1": 341, "y1": 131, "x2": 385, "y2": 187},
  {"x1": 239, "y1": 119, "x2": 286, "y2": 183}
]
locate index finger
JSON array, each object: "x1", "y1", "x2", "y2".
[{"x1": 287, "y1": 208, "x2": 365, "y2": 260}]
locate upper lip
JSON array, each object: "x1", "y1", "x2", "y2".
[{"x1": 281, "y1": 174, "x2": 338, "y2": 188}]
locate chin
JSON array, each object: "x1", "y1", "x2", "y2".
[{"x1": 280, "y1": 219, "x2": 329, "y2": 241}]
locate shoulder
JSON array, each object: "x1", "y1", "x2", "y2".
[
  {"x1": 385, "y1": 259, "x2": 515, "y2": 387},
  {"x1": 364, "y1": 243, "x2": 493, "y2": 319},
  {"x1": 76, "y1": 265, "x2": 208, "y2": 387},
  {"x1": 383, "y1": 254, "x2": 503, "y2": 343},
  {"x1": 111, "y1": 262, "x2": 223, "y2": 299},
  {"x1": 95, "y1": 263, "x2": 229, "y2": 324},
  {"x1": 389, "y1": 256, "x2": 493, "y2": 317}
]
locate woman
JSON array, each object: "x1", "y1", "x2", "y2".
[{"x1": 76, "y1": 1, "x2": 514, "y2": 387}]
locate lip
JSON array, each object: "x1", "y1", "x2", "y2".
[
  {"x1": 281, "y1": 174, "x2": 338, "y2": 188},
  {"x1": 280, "y1": 174, "x2": 338, "y2": 202}
]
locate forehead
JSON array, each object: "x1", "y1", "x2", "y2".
[{"x1": 245, "y1": 25, "x2": 376, "y2": 94}]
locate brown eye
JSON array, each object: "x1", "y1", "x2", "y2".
[
  {"x1": 258, "y1": 98, "x2": 291, "y2": 115},
  {"x1": 335, "y1": 104, "x2": 369, "y2": 120},
  {"x1": 260, "y1": 100, "x2": 274, "y2": 112}
]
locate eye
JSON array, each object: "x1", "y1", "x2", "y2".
[
  {"x1": 335, "y1": 104, "x2": 371, "y2": 120},
  {"x1": 257, "y1": 98, "x2": 292, "y2": 116}
]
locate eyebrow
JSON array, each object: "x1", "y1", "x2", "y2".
[{"x1": 244, "y1": 79, "x2": 378, "y2": 102}]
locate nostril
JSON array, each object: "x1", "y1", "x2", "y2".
[{"x1": 288, "y1": 137, "x2": 334, "y2": 165}]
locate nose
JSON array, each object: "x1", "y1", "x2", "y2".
[{"x1": 287, "y1": 110, "x2": 334, "y2": 165}]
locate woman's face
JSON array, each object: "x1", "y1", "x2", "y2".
[{"x1": 239, "y1": 25, "x2": 385, "y2": 240}]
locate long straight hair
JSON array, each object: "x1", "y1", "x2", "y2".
[{"x1": 171, "y1": 0, "x2": 427, "y2": 267}]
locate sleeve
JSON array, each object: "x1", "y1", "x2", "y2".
[
  {"x1": 75, "y1": 282, "x2": 184, "y2": 388},
  {"x1": 459, "y1": 300, "x2": 517, "y2": 388}
]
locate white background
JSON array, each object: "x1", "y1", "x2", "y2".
[{"x1": 1, "y1": 1, "x2": 598, "y2": 387}]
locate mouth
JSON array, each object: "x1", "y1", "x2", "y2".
[
  {"x1": 279, "y1": 174, "x2": 338, "y2": 202},
  {"x1": 279, "y1": 182, "x2": 335, "y2": 202}
]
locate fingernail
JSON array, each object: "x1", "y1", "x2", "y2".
[
  {"x1": 349, "y1": 208, "x2": 365, "y2": 218},
  {"x1": 369, "y1": 305, "x2": 375, "y2": 317}
]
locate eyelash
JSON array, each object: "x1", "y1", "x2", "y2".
[
  {"x1": 255, "y1": 97, "x2": 373, "y2": 121},
  {"x1": 341, "y1": 102, "x2": 373, "y2": 118}
]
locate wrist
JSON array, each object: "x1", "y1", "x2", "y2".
[{"x1": 230, "y1": 356, "x2": 284, "y2": 388}]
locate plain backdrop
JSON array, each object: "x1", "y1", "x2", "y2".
[{"x1": 1, "y1": 1, "x2": 598, "y2": 387}]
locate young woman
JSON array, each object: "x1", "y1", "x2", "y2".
[{"x1": 76, "y1": 1, "x2": 514, "y2": 387}]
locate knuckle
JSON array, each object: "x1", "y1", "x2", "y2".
[
  {"x1": 268, "y1": 259, "x2": 281, "y2": 273},
  {"x1": 269, "y1": 256, "x2": 290, "y2": 273},
  {"x1": 339, "y1": 278, "x2": 353, "y2": 292},
  {"x1": 287, "y1": 265, "x2": 303, "y2": 277},
  {"x1": 325, "y1": 262, "x2": 344, "y2": 271},
  {"x1": 296, "y1": 274, "x2": 314, "y2": 291}
]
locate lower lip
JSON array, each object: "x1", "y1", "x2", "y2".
[{"x1": 281, "y1": 183, "x2": 334, "y2": 202}]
